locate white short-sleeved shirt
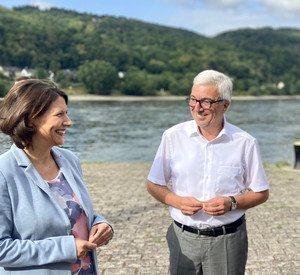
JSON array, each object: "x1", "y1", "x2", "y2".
[{"x1": 147, "y1": 119, "x2": 269, "y2": 228}]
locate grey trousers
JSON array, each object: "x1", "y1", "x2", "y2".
[{"x1": 166, "y1": 220, "x2": 248, "y2": 275}]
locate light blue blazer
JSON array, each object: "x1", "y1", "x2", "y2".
[{"x1": 0, "y1": 144, "x2": 110, "y2": 275}]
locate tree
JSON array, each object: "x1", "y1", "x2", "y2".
[
  {"x1": 77, "y1": 60, "x2": 118, "y2": 95},
  {"x1": 0, "y1": 73, "x2": 13, "y2": 97},
  {"x1": 32, "y1": 67, "x2": 47, "y2": 79},
  {"x1": 54, "y1": 69, "x2": 77, "y2": 88},
  {"x1": 119, "y1": 67, "x2": 147, "y2": 96},
  {"x1": 146, "y1": 59, "x2": 166, "y2": 74},
  {"x1": 1, "y1": 7, "x2": 300, "y2": 96},
  {"x1": 168, "y1": 72, "x2": 195, "y2": 95}
]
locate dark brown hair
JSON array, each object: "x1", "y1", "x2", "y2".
[{"x1": 0, "y1": 79, "x2": 68, "y2": 149}]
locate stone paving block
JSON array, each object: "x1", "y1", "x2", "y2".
[{"x1": 101, "y1": 267, "x2": 138, "y2": 275}]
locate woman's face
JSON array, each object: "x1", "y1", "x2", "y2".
[{"x1": 31, "y1": 96, "x2": 72, "y2": 148}]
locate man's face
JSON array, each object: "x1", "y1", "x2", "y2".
[{"x1": 189, "y1": 84, "x2": 230, "y2": 133}]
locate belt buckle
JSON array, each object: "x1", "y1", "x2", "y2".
[{"x1": 197, "y1": 224, "x2": 212, "y2": 237}]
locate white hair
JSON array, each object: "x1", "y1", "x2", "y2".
[{"x1": 193, "y1": 70, "x2": 233, "y2": 102}]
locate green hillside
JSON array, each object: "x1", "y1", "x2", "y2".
[{"x1": 0, "y1": 5, "x2": 299, "y2": 96}]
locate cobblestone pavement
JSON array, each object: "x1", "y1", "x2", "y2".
[{"x1": 82, "y1": 163, "x2": 300, "y2": 275}]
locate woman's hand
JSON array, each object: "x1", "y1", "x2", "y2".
[
  {"x1": 89, "y1": 223, "x2": 114, "y2": 247},
  {"x1": 75, "y1": 239, "x2": 97, "y2": 259}
]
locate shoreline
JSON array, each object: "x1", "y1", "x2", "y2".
[
  {"x1": 68, "y1": 94, "x2": 300, "y2": 102},
  {"x1": 2, "y1": 94, "x2": 300, "y2": 102}
]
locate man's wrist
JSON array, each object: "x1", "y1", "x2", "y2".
[{"x1": 229, "y1": 196, "x2": 237, "y2": 210}]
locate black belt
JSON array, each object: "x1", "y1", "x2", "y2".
[{"x1": 174, "y1": 215, "x2": 245, "y2": 237}]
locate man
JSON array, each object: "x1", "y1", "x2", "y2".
[{"x1": 147, "y1": 70, "x2": 269, "y2": 275}]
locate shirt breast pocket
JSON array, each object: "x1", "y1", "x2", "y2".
[{"x1": 216, "y1": 166, "x2": 243, "y2": 196}]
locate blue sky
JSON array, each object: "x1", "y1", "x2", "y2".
[{"x1": 0, "y1": 0, "x2": 299, "y2": 36}]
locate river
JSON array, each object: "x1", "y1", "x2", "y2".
[{"x1": 0, "y1": 98, "x2": 299, "y2": 164}]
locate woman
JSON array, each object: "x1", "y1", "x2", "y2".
[{"x1": 0, "y1": 79, "x2": 113, "y2": 274}]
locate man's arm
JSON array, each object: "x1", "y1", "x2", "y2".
[
  {"x1": 147, "y1": 180, "x2": 203, "y2": 216},
  {"x1": 235, "y1": 189, "x2": 269, "y2": 209},
  {"x1": 203, "y1": 189, "x2": 269, "y2": 216}
]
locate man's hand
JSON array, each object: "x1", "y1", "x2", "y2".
[
  {"x1": 179, "y1": 197, "x2": 204, "y2": 216},
  {"x1": 203, "y1": 196, "x2": 232, "y2": 216},
  {"x1": 147, "y1": 181, "x2": 203, "y2": 216},
  {"x1": 88, "y1": 223, "x2": 114, "y2": 247}
]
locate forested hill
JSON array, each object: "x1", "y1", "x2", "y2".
[{"x1": 0, "y1": 5, "x2": 300, "y2": 96}]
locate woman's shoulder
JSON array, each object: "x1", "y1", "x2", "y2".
[
  {"x1": 0, "y1": 146, "x2": 23, "y2": 177},
  {"x1": 0, "y1": 145, "x2": 17, "y2": 165}
]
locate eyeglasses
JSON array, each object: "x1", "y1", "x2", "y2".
[{"x1": 186, "y1": 96, "x2": 225, "y2": 109}]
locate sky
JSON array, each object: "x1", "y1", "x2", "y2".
[{"x1": 0, "y1": 0, "x2": 299, "y2": 36}]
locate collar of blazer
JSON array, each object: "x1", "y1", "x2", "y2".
[{"x1": 11, "y1": 144, "x2": 65, "y2": 167}]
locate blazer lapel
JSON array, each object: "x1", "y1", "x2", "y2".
[
  {"x1": 11, "y1": 144, "x2": 56, "y2": 196},
  {"x1": 24, "y1": 164, "x2": 56, "y2": 196},
  {"x1": 10, "y1": 145, "x2": 71, "y2": 225}
]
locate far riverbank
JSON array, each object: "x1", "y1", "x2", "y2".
[
  {"x1": 2, "y1": 94, "x2": 300, "y2": 102},
  {"x1": 68, "y1": 94, "x2": 300, "y2": 101}
]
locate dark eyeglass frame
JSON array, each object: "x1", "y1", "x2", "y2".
[{"x1": 186, "y1": 96, "x2": 225, "y2": 109}]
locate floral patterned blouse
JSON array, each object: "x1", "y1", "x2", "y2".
[{"x1": 46, "y1": 171, "x2": 95, "y2": 275}]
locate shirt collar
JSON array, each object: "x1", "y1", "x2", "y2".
[
  {"x1": 188, "y1": 117, "x2": 232, "y2": 141},
  {"x1": 217, "y1": 117, "x2": 231, "y2": 140},
  {"x1": 188, "y1": 120, "x2": 200, "y2": 138}
]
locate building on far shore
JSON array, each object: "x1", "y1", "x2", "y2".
[{"x1": 0, "y1": 65, "x2": 35, "y2": 79}]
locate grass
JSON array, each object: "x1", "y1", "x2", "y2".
[
  {"x1": 63, "y1": 85, "x2": 88, "y2": 95},
  {"x1": 274, "y1": 160, "x2": 291, "y2": 168}
]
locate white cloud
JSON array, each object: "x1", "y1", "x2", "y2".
[
  {"x1": 261, "y1": 0, "x2": 300, "y2": 12},
  {"x1": 161, "y1": 0, "x2": 244, "y2": 7},
  {"x1": 159, "y1": 0, "x2": 300, "y2": 35},
  {"x1": 166, "y1": 7, "x2": 261, "y2": 35},
  {"x1": 162, "y1": 0, "x2": 300, "y2": 12},
  {"x1": 200, "y1": 0, "x2": 244, "y2": 8},
  {"x1": 30, "y1": 0, "x2": 54, "y2": 10},
  {"x1": 159, "y1": 0, "x2": 300, "y2": 36}
]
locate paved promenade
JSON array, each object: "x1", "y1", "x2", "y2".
[{"x1": 82, "y1": 163, "x2": 300, "y2": 275}]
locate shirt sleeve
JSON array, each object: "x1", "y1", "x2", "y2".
[
  {"x1": 147, "y1": 131, "x2": 172, "y2": 186},
  {"x1": 244, "y1": 138, "x2": 269, "y2": 192},
  {"x1": 0, "y1": 172, "x2": 77, "y2": 268}
]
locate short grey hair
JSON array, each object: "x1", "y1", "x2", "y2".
[{"x1": 193, "y1": 70, "x2": 233, "y2": 102}]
